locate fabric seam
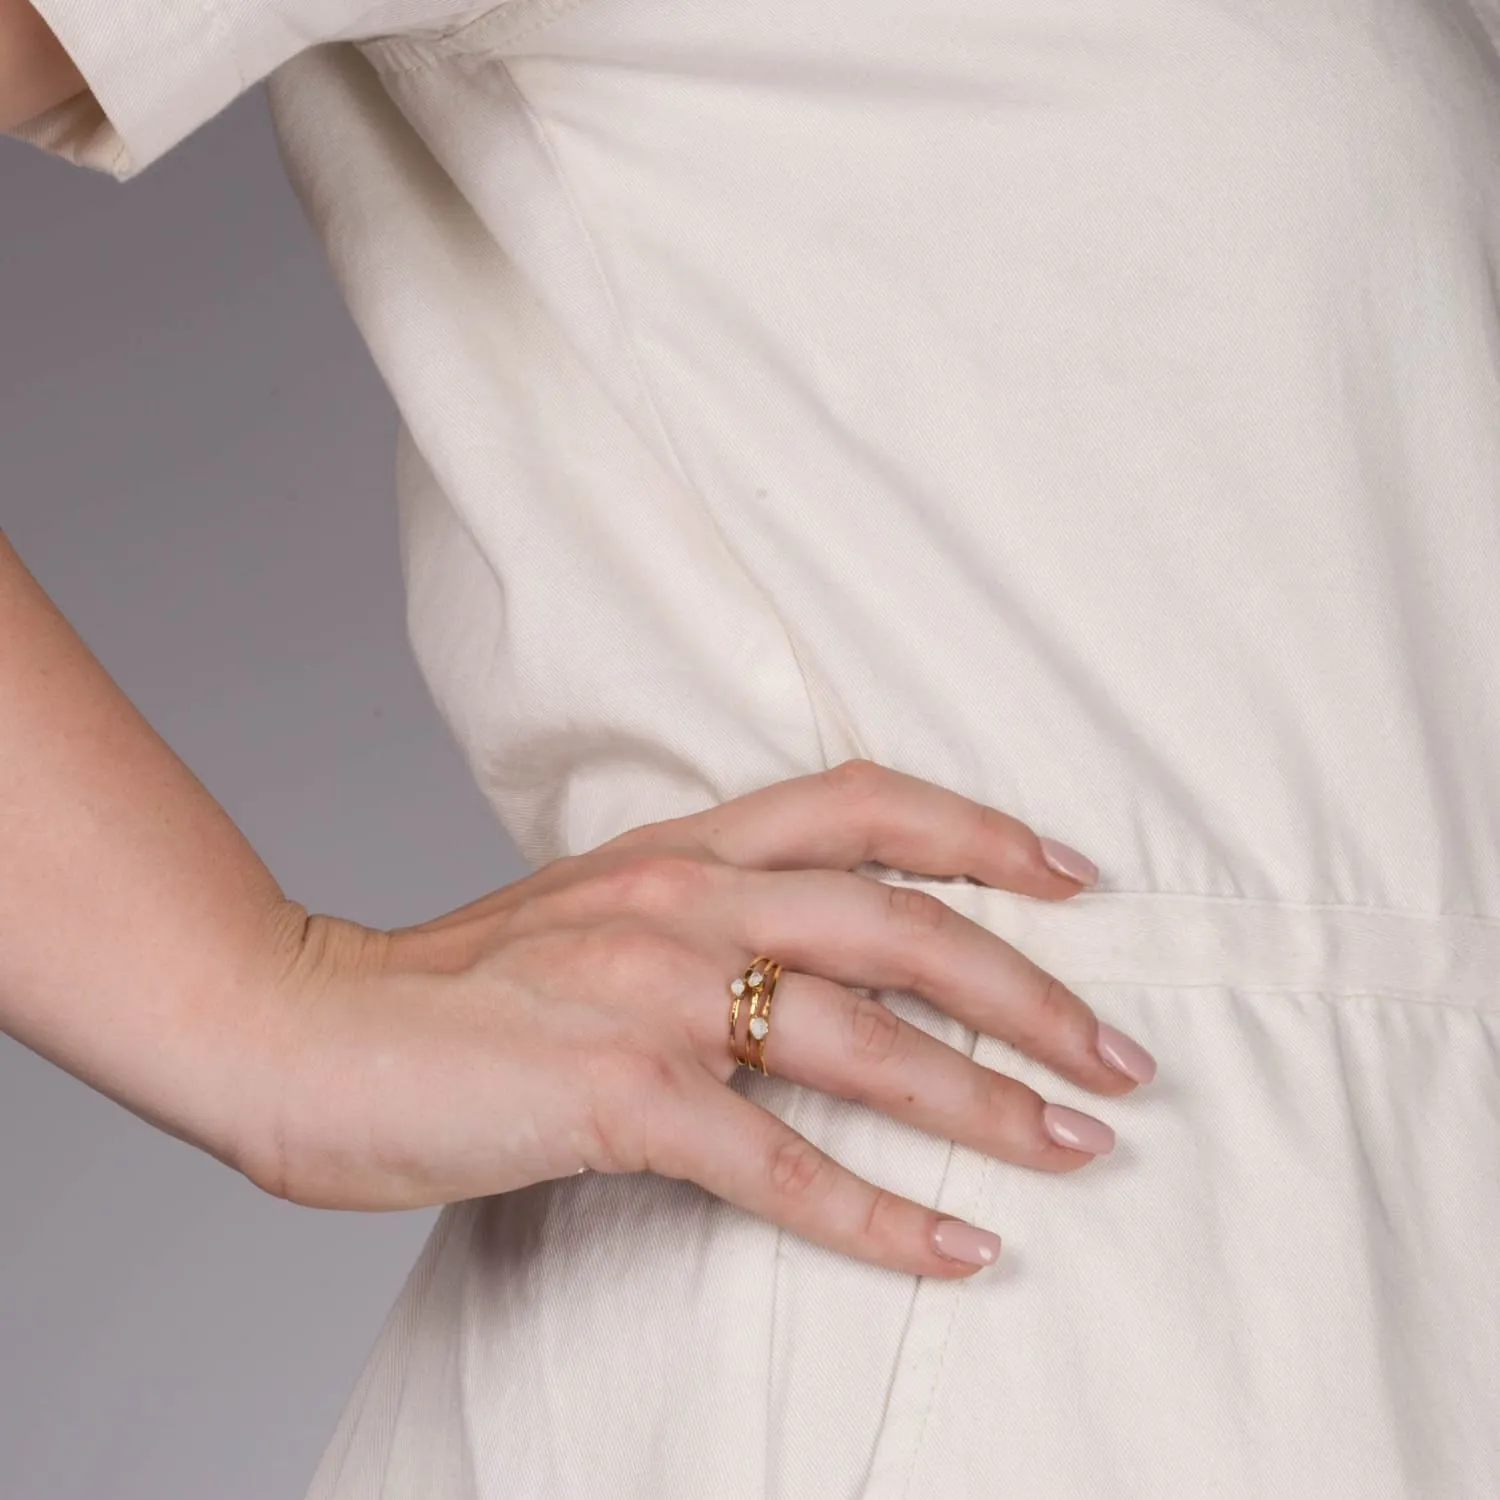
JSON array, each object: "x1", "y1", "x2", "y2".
[
  {"x1": 482, "y1": 63, "x2": 862, "y2": 1489},
  {"x1": 1099, "y1": 983, "x2": 1500, "y2": 1015},
  {"x1": 902, "y1": 879, "x2": 1500, "y2": 931},
  {"x1": 491, "y1": 63, "x2": 856, "y2": 1488},
  {"x1": 489, "y1": 57, "x2": 849, "y2": 780},
  {"x1": 896, "y1": 1151, "x2": 994, "y2": 1498},
  {"x1": 362, "y1": 0, "x2": 607, "y2": 72}
]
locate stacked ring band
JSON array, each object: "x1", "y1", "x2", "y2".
[{"x1": 728, "y1": 955, "x2": 783, "y2": 1074}]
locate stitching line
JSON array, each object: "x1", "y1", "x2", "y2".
[
  {"x1": 364, "y1": 0, "x2": 605, "y2": 72},
  {"x1": 899, "y1": 879, "x2": 1500, "y2": 932},
  {"x1": 1086, "y1": 983, "x2": 1500, "y2": 1018},
  {"x1": 488, "y1": 58, "x2": 855, "y2": 784},
  {"x1": 896, "y1": 1148, "x2": 995, "y2": 1499},
  {"x1": 1066, "y1": 982, "x2": 1500, "y2": 1010}
]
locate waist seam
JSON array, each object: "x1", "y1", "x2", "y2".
[{"x1": 862, "y1": 868, "x2": 1500, "y2": 1011}]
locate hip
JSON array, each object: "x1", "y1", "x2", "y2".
[{"x1": 304, "y1": 877, "x2": 1500, "y2": 1499}]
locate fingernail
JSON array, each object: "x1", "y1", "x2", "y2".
[
  {"x1": 1042, "y1": 1102, "x2": 1116, "y2": 1155},
  {"x1": 1039, "y1": 837, "x2": 1099, "y2": 887},
  {"x1": 1096, "y1": 1023, "x2": 1157, "y2": 1085},
  {"x1": 932, "y1": 1219, "x2": 1003, "y2": 1267}
]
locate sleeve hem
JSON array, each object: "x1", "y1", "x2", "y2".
[{"x1": 9, "y1": 0, "x2": 252, "y2": 179}]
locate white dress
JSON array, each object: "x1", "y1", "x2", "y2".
[{"x1": 15, "y1": 0, "x2": 1500, "y2": 1493}]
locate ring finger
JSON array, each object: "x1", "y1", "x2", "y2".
[
  {"x1": 709, "y1": 865, "x2": 1149, "y2": 1097},
  {"x1": 726, "y1": 964, "x2": 1116, "y2": 1170}
]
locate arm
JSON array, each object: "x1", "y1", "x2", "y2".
[
  {"x1": 0, "y1": 530, "x2": 1151, "y2": 1274},
  {"x1": 0, "y1": 0, "x2": 84, "y2": 132},
  {"x1": 0, "y1": 528, "x2": 318, "y2": 1173}
]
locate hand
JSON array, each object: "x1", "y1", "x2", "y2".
[{"x1": 247, "y1": 759, "x2": 1156, "y2": 1278}]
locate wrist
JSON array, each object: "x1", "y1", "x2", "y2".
[{"x1": 230, "y1": 903, "x2": 391, "y2": 1199}]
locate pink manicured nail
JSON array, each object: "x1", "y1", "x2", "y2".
[
  {"x1": 1042, "y1": 1102, "x2": 1116, "y2": 1155},
  {"x1": 1039, "y1": 837, "x2": 1099, "y2": 887},
  {"x1": 932, "y1": 1219, "x2": 1002, "y2": 1267},
  {"x1": 1096, "y1": 1023, "x2": 1157, "y2": 1085}
]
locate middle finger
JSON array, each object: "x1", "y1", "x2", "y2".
[{"x1": 712, "y1": 866, "x2": 1153, "y2": 1097}]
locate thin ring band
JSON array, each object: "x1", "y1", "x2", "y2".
[
  {"x1": 729, "y1": 956, "x2": 769, "y2": 1069},
  {"x1": 747, "y1": 959, "x2": 782, "y2": 1074},
  {"x1": 727, "y1": 955, "x2": 782, "y2": 1073},
  {"x1": 727, "y1": 963, "x2": 749, "y2": 1064}
]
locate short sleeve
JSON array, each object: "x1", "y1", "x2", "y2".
[{"x1": 7, "y1": 0, "x2": 504, "y2": 180}]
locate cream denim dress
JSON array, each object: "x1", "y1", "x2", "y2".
[{"x1": 14, "y1": 0, "x2": 1500, "y2": 1494}]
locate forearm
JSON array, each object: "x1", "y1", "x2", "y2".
[
  {"x1": 0, "y1": 528, "x2": 313, "y2": 1176},
  {"x1": 0, "y1": 0, "x2": 83, "y2": 132}
]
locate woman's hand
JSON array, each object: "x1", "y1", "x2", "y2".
[{"x1": 250, "y1": 759, "x2": 1156, "y2": 1278}]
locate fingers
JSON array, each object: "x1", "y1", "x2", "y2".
[
  {"x1": 712, "y1": 866, "x2": 1153, "y2": 1097},
  {"x1": 651, "y1": 1074, "x2": 1003, "y2": 1277},
  {"x1": 653, "y1": 757, "x2": 1098, "y2": 901},
  {"x1": 751, "y1": 969, "x2": 1113, "y2": 1171}
]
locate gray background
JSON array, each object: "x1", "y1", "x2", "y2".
[{"x1": 1, "y1": 90, "x2": 527, "y2": 1498}]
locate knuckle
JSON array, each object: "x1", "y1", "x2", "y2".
[
  {"x1": 767, "y1": 1133, "x2": 831, "y2": 1202},
  {"x1": 590, "y1": 852, "x2": 721, "y2": 916},
  {"x1": 820, "y1": 757, "x2": 890, "y2": 808},
  {"x1": 884, "y1": 882, "x2": 950, "y2": 936},
  {"x1": 1030, "y1": 972, "x2": 1091, "y2": 1049},
  {"x1": 972, "y1": 799, "x2": 1002, "y2": 838},
  {"x1": 859, "y1": 1186, "x2": 903, "y2": 1248},
  {"x1": 975, "y1": 1067, "x2": 1030, "y2": 1130},
  {"x1": 1036, "y1": 971, "x2": 1076, "y2": 1024},
  {"x1": 847, "y1": 994, "x2": 907, "y2": 1067},
  {"x1": 974, "y1": 798, "x2": 1024, "y2": 850}
]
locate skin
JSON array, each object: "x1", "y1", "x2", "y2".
[
  {"x1": 0, "y1": 0, "x2": 84, "y2": 132},
  {"x1": 1, "y1": 530, "x2": 1151, "y2": 1277},
  {"x1": 0, "y1": 9, "x2": 1156, "y2": 1278}
]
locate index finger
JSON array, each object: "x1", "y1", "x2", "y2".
[{"x1": 640, "y1": 758, "x2": 1098, "y2": 901}]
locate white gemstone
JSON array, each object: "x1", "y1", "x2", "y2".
[
  {"x1": 749, "y1": 1016, "x2": 770, "y2": 1040},
  {"x1": 730, "y1": 977, "x2": 745, "y2": 996},
  {"x1": 749, "y1": 970, "x2": 764, "y2": 987}
]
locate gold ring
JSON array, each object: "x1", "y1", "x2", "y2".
[{"x1": 727, "y1": 955, "x2": 783, "y2": 1074}]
